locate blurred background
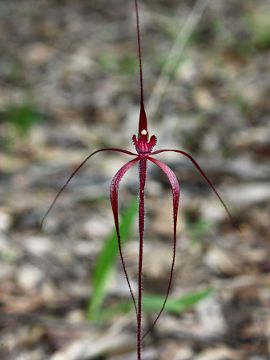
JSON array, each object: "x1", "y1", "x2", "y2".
[{"x1": 0, "y1": 0, "x2": 270, "y2": 359}]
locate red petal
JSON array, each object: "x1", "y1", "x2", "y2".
[{"x1": 110, "y1": 157, "x2": 139, "y2": 315}]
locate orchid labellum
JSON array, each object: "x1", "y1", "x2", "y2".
[{"x1": 41, "y1": 1, "x2": 233, "y2": 358}]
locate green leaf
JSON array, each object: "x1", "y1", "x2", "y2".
[
  {"x1": 143, "y1": 288, "x2": 213, "y2": 314},
  {"x1": 97, "y1": 288, "x2": 213, "y2": 322},
  {"x1": 87, "y1": 199, "x2": 138, "y2": 321}
]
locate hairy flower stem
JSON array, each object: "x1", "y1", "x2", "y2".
[{"x1": 137, "y1": 158, "x2": 147, "y2": 359}]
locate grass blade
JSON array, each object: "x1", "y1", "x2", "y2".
[
  {"x1": 143, "y1": 288, "x2": 212, "y2": 314},
  {"x1": 97, "y1": 288, "x2": 212, "y2": 322},
  {"x1": 87, "y1": 199, "x2": 137, "y2": 321}
]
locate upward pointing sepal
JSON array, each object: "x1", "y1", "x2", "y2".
[
  {"x1": 138, "y1": 105, "x2": 148, "y2": 140},
  {"x1": 133, "y1": 102, "x2": 156, "y2": 154}
]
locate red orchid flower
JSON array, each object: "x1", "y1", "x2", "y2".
[{"x1": 41, "y1": 1, "x2": 233, "y2": 358}]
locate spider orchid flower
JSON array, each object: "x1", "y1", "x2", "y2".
[{"x1": 41, "y1": 0, "x2": 233, "y2": 358}]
